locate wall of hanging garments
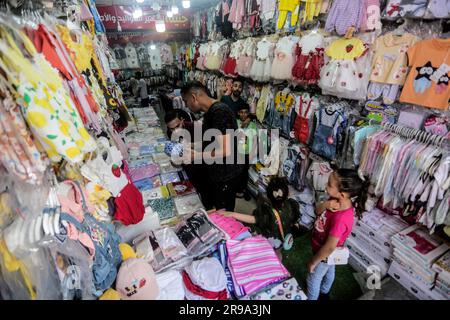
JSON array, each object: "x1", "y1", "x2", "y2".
[{"x1": 111, "y1": 42, "x2": 176, "y2": 71}]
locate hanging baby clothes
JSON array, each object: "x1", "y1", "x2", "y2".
[
  {"x1": 112, "y1": 45, "x2": 127, "y2": 69},
  {"x1": 0, "y1": 31, "x2": 97, "y2": 163},
  {"x1": 236, "y1": 38, "x2": 256, "y2": 77},
  {"x1": 160, "y1": 44, "x2": 174, "y2": 65},
  {"x1": 277, "y1": 0, "x2": 301, "y2": 30},
  {"x1": 249, "y1": 38, "x2": 275, "y2": 82},
  {"x1": 274, "y1": 88, "x2": 295, "y2": 136},
  {"x1": 310, "y1": 104, "x2": 346, "y2": 160},
  {"x1": 271, "y1": 36, "x2": 297, "y2": 80},
  {"x1": 424, "y1": 0, "x2": 450, "y2": 18},
  {"x1": 206, "y1": 41, "x2": 227, "y2": 71},
  {"x1": 293, "y1": 94, "x2": 318, "y2": 144},
  {"x1": 399, "y1": 38, "x2": 450, "y2": 110},
  {"x1": 228, "y1": 0, "x2": 246, "y2": 29},
  {"x1": 256, "y1": 85, "x2": 274, "y2": 122},
  {"x1": 196, "y1": 44, "x2": 208, "y2": 71},
  {"x1": 319, "y1": 36, "x2": 372, "y2": 100},
  {"x1": 32, "y1": 24, "x2": 101, "y2": 130},
  {"x1": 360, "y1": 0, "x2": 382, "y2": 32},
  {"x1": 300, "y1": 0, "x2": 324, "y2": 25},
  {"x1": 149, "y1": 46, "x2": 163, "y2": 70},
  {"x1": 222, "y1": 41, "x2": 242, "y2": 77},
  {"x1": 136, "y1": 44, "x2": 150, "y2": 65},
  {"x1": 368, "y1": 32, "x2": 420, "y2": 104},
  {"x1": 124, "y1": 43, "x2": 140, "y2": 69},
  {"x1": 325, "y1": 0, "x2": 365, "y2": 36},
  {"x1": 258, "y1": 0, "x2": 277, "y2": 22},
  {"x1": 292, "y1": 31, "x2": 325, "y2": 85}
]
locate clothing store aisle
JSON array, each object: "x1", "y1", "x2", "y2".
[{"x1": 282, "y1": 232, "x2": 363, "y2": 300}]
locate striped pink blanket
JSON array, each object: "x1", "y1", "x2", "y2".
[{"x1": 226, "y1": 236, "x2": 290, "y2": 296}]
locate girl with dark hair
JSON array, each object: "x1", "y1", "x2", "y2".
[
  {"x1": 306, "y1": 168, "x2": 370, "y2": 300},
  {"x1": 220, "y1": 177, "x2": 300, "y2": 260}
]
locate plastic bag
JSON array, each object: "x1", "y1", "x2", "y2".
[
  {"x1": 153, "y1": 227, "x2": 188, "y2": 262},
  {"x1": 174, "y1": 194, "x2": 204, "y2": 216},
  {"x1": 21, "y1": 248, "x2": 63, "y2": 300},
  {"x1": 49, "y1": 240, "x2": 94, "y2": 300}
]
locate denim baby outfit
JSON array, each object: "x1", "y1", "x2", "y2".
[{"x1": 311, "y1": 108, "x2": 344, "y2": 160}]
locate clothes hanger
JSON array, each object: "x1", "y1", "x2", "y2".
[{"x1": 393, "y1": 18, "x2": 410, "y2": 36}]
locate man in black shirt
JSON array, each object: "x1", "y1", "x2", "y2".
[{"x1": 181, "y1": 82, "x2": 244, "y2": 211}]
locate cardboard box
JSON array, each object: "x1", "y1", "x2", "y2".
[
  {"x1": 388, "y1": 261, "x2": 446, "y2": 300},
  {"x1": 349, "y1": 252, "x2": 388, "y2": 279},
  {"x1": 347, "y1": 237, "x2": 390, "y2": 276},
  {"x1": 353, "y1": 220, "x2": 395, "y2": 250},
  {"x1": 349, "y1": 227, "x2": 393, "y2": 264}
]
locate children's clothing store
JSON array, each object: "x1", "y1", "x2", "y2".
[{"x1": 0, "y1": 0, "x2": 449, "y2": 304}]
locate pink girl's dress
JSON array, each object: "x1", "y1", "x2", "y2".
[{"x1": 271, "y1": 37, "x2": 296, "y2": 80}]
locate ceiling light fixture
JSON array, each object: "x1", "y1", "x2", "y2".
[
  {"x1": 132, "y1": 8, "x2": 143, "y2": 19},
  {"x1": 155, "y1": 20, "x2": 166, "y2": 32},
  {"x1": 167, "y1": 10, "x2": 173, "y2": 18},
  {"x1": 150, "y1": 43, "x2": 156, "y2": 50},
  {"x1": 136, "y1": 0, "x2": 145, "y2": 3},
  {"x1": 171, "y1": 5, "x2": 179, "y2": 15},
  {"x1": 182, "y1": 0, "x2": 190, "y2": 9}
]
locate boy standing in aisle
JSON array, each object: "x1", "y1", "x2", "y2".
[
  {"x1": 236, "y1": 104, "x2": 257, "y2": 200},
  {"x1": 181, "y1": 82, "x2": 244, "y2": 211}
]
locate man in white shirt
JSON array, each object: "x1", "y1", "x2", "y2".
[
  {"x1": 129, "y1": 77, "x2": 139, "y2": 97},
  {"x1": 137, "y1": 72, "x2": 149, "y2": 108}
]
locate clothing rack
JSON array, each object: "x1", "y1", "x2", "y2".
[{"x1": 382, "y1": 122, "x2": 450, "y2": 151}]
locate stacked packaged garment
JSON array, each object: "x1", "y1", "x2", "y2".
[
  {"x1": 132, "y1": 209, "x2": 225, "y2": 274},
  {"x1": 347, "y1": 208, "x2": 409, "y2": 278},
  {"x1": 388, "y1": 225, "x2": 449, "y2": 300},
  {"x1": 174, "y1": 210, "x2": 226, "y2": 257},
  {"x1": 432, "y1": 251, "x2": 450, "y2": 298},
  {"x1": 132, "y1": 227, "x2": 191, "y2": 273},
  {"x1": 116, "y1": 104, "x2": 204, "y2": 241}
]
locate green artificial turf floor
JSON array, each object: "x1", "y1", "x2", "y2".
[{"x1": 281, "y1": 231, "x2": 363, "y2": 300}]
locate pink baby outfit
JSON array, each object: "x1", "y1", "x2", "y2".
[{"x1": 209, "y1": 212, "x2": 251, "y2": 239}]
